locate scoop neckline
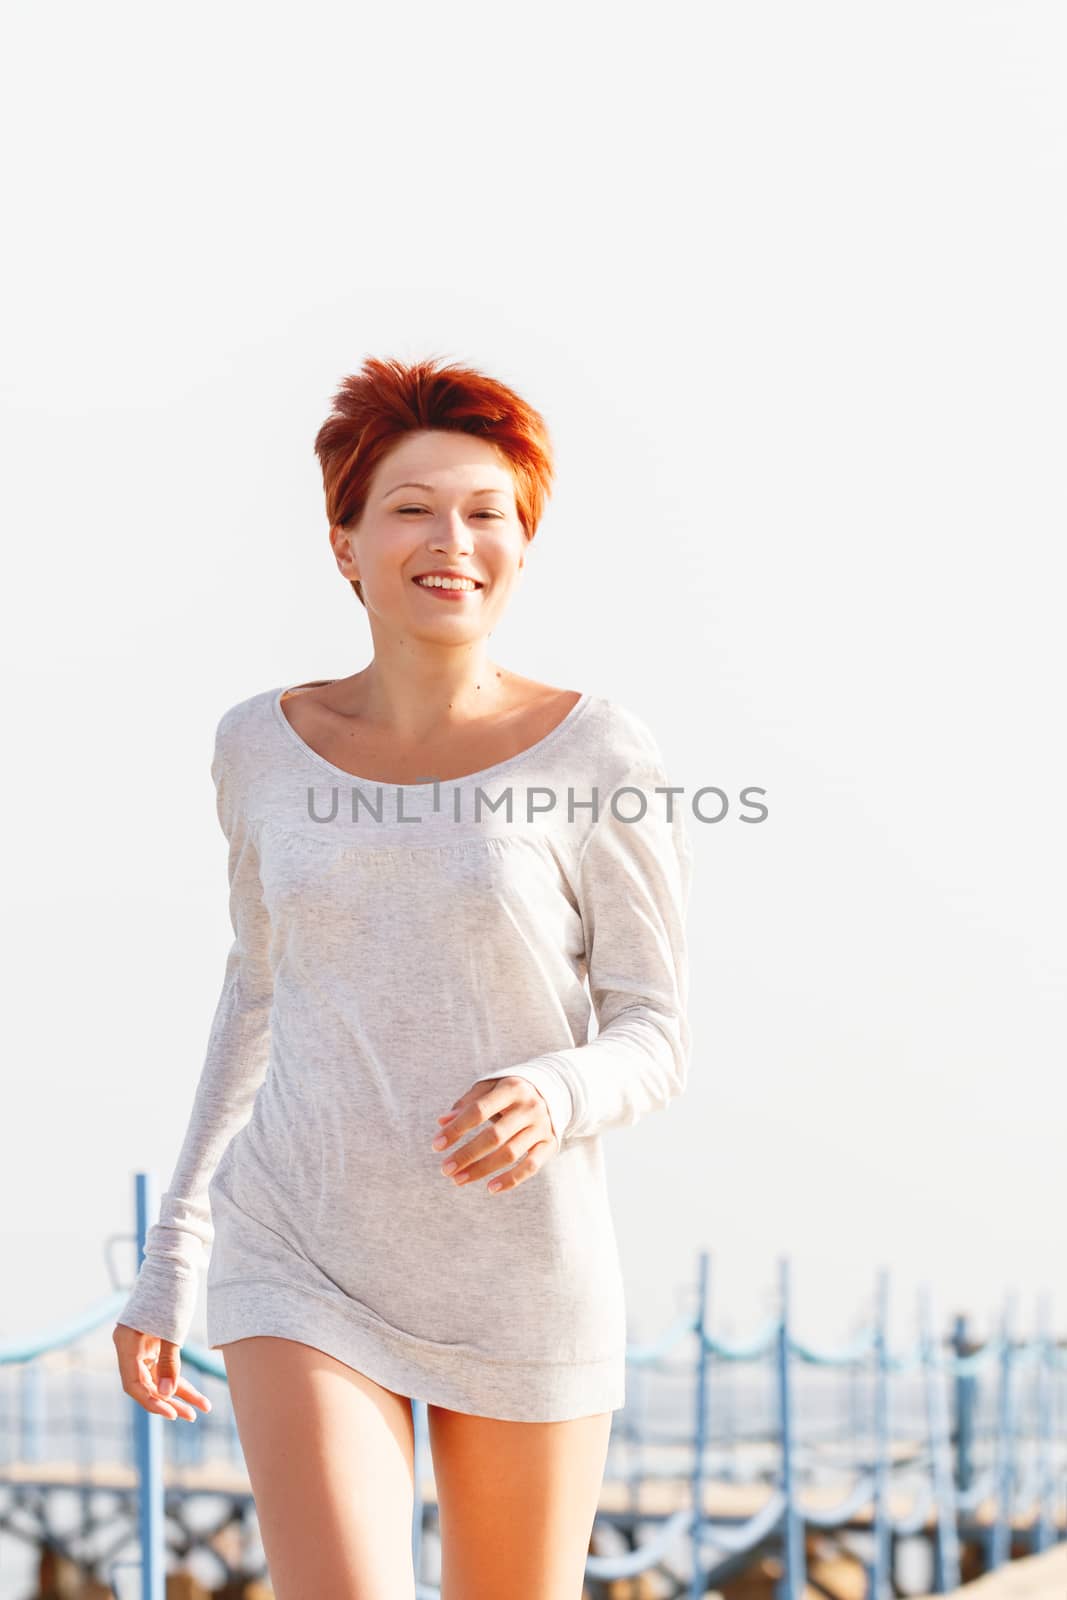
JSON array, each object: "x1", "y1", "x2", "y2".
[{"x1": 269, "y1": 682, "x2": 594, "y2": 790}]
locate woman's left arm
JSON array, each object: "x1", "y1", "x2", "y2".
[{"x1": 470, "y1": 756, "x2": 694, "y2": 1149}]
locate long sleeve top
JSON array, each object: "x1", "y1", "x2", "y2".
[{"x1": 116, "y1": 683, "x2": 693, "y2": 1421}]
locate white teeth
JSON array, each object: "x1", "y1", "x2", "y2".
[{"x1": 415, "y1": 575, "x2": 480, "y2": 591}]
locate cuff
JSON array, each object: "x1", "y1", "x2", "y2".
[{"x1": 115, "y1": 1259, "x2": 200, "y2": 1349}]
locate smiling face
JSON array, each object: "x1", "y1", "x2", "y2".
[{"x1": 330, "y1": 429, "x2": 527, "y2": 640}]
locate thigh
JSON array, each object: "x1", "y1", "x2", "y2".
[
  {"x1": 221, "y1": 1336, "x2": 417, "y2": 1600},
  {"x1": 426, "y1": 1402, "x2": 613, "y2": 1600}
]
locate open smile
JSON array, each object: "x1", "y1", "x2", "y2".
[{"x1": 411, "y1": 577, "x2": 485, "y2": 600}]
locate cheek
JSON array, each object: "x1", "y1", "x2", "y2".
[
  {"x1": 481, "y1": 545, "x2": 524, "y2": 587},
  {"x1": 361, "y1": 539, "x2": 424, "y2": 588}
]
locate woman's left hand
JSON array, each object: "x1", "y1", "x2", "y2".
[{"x1": 431, "y1": 1076, "x2": 557, "y2": 1194}]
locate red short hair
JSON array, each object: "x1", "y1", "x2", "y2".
[{"x1": 313, "y1": 354, "x2": 556, "y2": 607}]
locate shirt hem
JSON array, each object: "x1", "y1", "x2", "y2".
[{"x1": 206, "y1": 1275, "x2": 626, "y2": 1423}]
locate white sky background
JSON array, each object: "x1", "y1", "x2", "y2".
[{"x1": 1, "y1": 2, "x2": 1063, "y2": 1361}]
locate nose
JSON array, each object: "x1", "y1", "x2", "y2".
[{"x1": 429, "y1": 509, "x2": 475, "y2": 555}]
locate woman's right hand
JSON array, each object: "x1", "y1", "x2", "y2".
[{"x1": 113, "y1": 1322, "x2": 213, "y2": 1421}]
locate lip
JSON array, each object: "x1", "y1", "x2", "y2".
[
  {"x1": 411, "y1": 572, "x2": 485, "y2": 600},
  {"x1": 412, "y1": 570, "x2": 485, "y2": 586}
]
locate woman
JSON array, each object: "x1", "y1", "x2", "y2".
[{"x1": 114, "y1": 354, "x2": 694, "y2": 1599}]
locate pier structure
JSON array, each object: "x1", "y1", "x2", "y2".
[{"x1": 0, "y1": 1172, "x2": 1063, "y2": 1598}]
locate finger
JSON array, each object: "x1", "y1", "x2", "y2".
[
  {"x1": 437, "y1": 1075, "x2": 505, "y2": 1126},
  {"x1": 156, "y1": 1389, "x2": 199, "y2": 1421},
  {"x1": 438, "y1": 1106, "x2": 534, "y2": 1182},
  {"x1": 175, "y1": 1377, "x2": 213, "y2": 1414},
  {"x1": 436, "y1": 1101, "x2": 527, "y2": 1168},
  {"x1": 155, "y1": 1352, "x2": 181, "y2": 1401},
  {"x1": 486, "y1": 1143, "x2": 553, "y2": 1193},
  {"x1": 138, "y1": 1354, "x2": 199, "y2": 1421},
  {"x1": 123, "y1": 1370, "x2": 181, "y2": 1420},
  {"x1": 435, "y1": 1096, "x2": 476, "y2": 1126},
  {"x1": 431, "y1": 1084, "x2": 510, "y2": 1151},
  {"x1": 461, "y1": 1138, "x2": 536, "y2": 1185}
]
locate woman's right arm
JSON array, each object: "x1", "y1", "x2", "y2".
[{"x1": 115, "y1": 708, "x2": 274, "y2": 1351}]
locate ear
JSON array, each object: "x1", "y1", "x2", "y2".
[{"x1": 330, "y1": 522, "x2": 359, "y2": 582}]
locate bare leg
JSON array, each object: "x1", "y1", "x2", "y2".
[
  {"x1": 221, "y1": 1336, "x2": 417, "y2": 1600},
  {"x1": 427, "y1": 1402, "x2": 613, "y2": 1599}
]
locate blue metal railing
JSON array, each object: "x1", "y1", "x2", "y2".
[{"x1": 1, "y1": 1170, "x2": 1064, "y2": 1599}]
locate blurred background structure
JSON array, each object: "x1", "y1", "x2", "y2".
[{"x1": 0, "y1": 1174, "x2": 1063, "y2": 1599}]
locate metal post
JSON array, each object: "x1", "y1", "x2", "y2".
[
  {"x1": 870, "y1": 1268, "x2": 891, "y2": 1600},
  {"x1": 411, "y1": 1397, "x2": 426, "y2": 1583},
  {"x1": 688, "y1": 1249, "x2": 711, "y2": 1600},
  {"x1": 919, "y1": 1285, "x2": 961, "y2": 1592},
  {"x1": 989, "y1": 1293, "x2": 1018, "y2": 1569},
  {"x1": 952, "y1": 1313, "x2": 975, "y2": 1494},
  {"x1": 1033, "y1": 1293, "x2": 1055, "y2": 1554},
  {"x1": 776, "y1": 1256, "x2": 805, "y2": 1600},
  {"x1": 132, "y1": 1172, "x2": 165, "y2": 1600}
]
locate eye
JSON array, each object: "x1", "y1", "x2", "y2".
[{"x1": 395, "y1": 506, "x2": 503, "y2": 519}]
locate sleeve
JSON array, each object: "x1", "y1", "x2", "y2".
[
  {"x1": 473, "y1": 756, "x2": 693, "y2": 1148},
  {"x1": 115, "y1": 716, "x2": 274, "y2": 1347}
]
